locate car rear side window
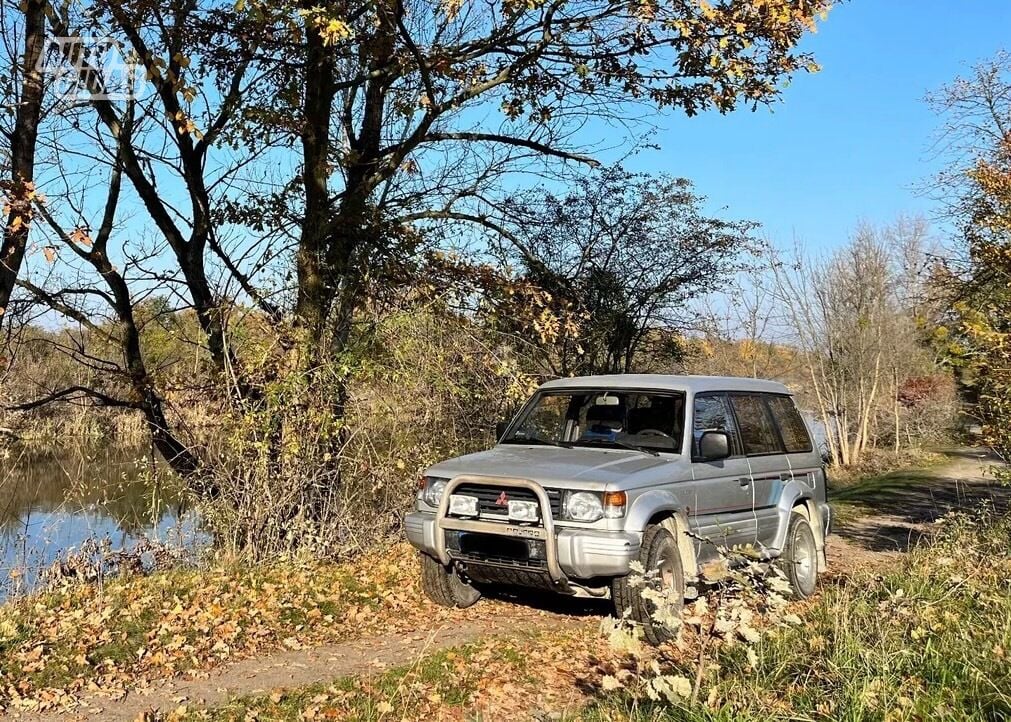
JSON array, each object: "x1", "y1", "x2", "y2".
[
  {"x1": 692, "y1": 394, "x2": 742, "y2": 456},
  {"x1": 766, "y1": 395, "x2": 814, "y2": 453},
  {"x1": 729, "y1": 394, "x2": 785, "y2": 456}
]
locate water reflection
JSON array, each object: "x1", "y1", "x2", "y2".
[{"x1": 0, "y1": 446, "x2": 203, "y2": 599}]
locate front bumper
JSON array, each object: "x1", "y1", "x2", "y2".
[{"x1": 405, "y1": 510, "x2": 641, "y2": 581}]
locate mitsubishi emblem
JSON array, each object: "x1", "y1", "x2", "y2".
[{"x1": 495, "y1": 491, "x2": 509, "y2": 506}]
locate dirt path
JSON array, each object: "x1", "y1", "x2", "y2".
[
  {"x1": 827, "y1": 448, "x2": 1006, "y2": 570},
  {"x1": 12, "y1": 448, "x2": 1004, "y2": 721},
  {"x1": 11, "y1": 601, "x2": 600, "y2": 722}
]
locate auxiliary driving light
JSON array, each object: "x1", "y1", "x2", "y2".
[
  {"x1": 449, "y1": 494, "x2": 479, "y2": 517},
  {"x1": 507, "y1": 499, "x2": 539, "y2": 523}
]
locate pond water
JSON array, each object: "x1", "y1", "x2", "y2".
[{"x1": 0, "y1": 446, "x2": 203, "y2": 600}]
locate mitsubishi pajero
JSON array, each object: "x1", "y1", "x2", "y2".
[{"x1": 405, "y1": 375, "x2": 830, "y2": 643}]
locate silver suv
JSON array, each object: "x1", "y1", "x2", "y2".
[{"x1": 406, "y1": 374, "x2": 830, "y2": 643}]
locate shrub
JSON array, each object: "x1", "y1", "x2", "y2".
[
  {"x1": 198, "y1": 308, "x2": 532, "y2": 561},
  {"x1": 589, "y1": 507, "x2": 1011, "y2": 720}
]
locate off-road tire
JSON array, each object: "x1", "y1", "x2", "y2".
[
  {"x1": 778, "y1": 512, "x2": 818, "y2": 598},
  {"x1": 420, "y1": 553, "x2": 481, "y2": 608},
  {"x1": 612, "y1": 524, "x2": 685, "y2": 646}
]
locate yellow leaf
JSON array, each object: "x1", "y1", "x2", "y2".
[
  {"x1": 70, "y1": 227, "x2": 92, "y2": 246},
  {"x1": 376, "y1": 701, "x2": 394, "y2": 715}
]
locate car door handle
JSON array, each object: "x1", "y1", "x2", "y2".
[
  {"x1": 780, "y1": 472, "x2": 793, "y2": 481},
  {"x1": 738, "y1": 477, "x2": 751, "y2": 487}
]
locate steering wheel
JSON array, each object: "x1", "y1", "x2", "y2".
[{"x1": 636, "y1": 428, "x2": 672, "y2": 439}]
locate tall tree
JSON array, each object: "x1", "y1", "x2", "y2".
[
  {"x1": 484, "y1": 167, "x2": 756, "y2": 375},
  {"x1": 0, "y1": 0, "x2": 46, "y2": 319},
  {"x1": 929, "y1": 53, "x2": 1011, "y2": 475},
  {"x1": 771, "y1": 220, "x2": 943, "y2": 466},
  {"x1": 265, "y1": 0, "x2": 831, "y2": 374},
  {"x1": 3, "y1": 0, "x2": 830, "y2": 513}
]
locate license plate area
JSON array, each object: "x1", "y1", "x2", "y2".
[
  {"x1": 463, "y1": 532, "x2": 527, "y2": 559},
  {"x1": 446, "y1": 531, "x2": 546, "y2": 565}
]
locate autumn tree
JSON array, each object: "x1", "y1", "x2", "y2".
[
  {"x1": 2, "y1": 0, "x2": 830, "y2": 552},
  {"x1": 929, "y1": 53, "x2": 1011, "y2": 475},
  {"x1": 278, "y1": 0, "x2": 830, "y2": 377},
  {"x1": 0, "y1": 0, "x2": 46, "y2": 320},
  {"x1": 478, "y1": 167, "x2": 756, "y2": 376},
  {"x1": 771, "y1": 220, "x2": 951, "y2": 466}
]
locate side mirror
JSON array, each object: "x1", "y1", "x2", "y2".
[
  {"x1": 495, "y1": 421, "x2": 509, "y2": 442},
  {"x1": 698, "y1": 430, "x2": 730, "y2": 461}
]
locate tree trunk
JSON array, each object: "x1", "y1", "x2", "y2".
[
  {"x1": 0, "y1": 0, "x2": 46, "y2": 317},
  {"x1": 294, "y1": 9, "x2": 340, "y2": 365},
  {"x1": 855, "y1": 350, "x2": 883, "y2": 463},
  {"x1": 893, "y1": 366, "x2": 901, "y2": 454},
  {"x1": 807, "y1": 354, "x2": 839, "y2": 465}
]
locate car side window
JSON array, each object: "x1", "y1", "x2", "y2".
[
  {"x1": 692, "y1": 394, "x2": 741, "y2": 456},
  {"x1": 729, "y1": 394, "x2": 785, "y2": 456},
  {"x1": 766, "y1": 395, "x2": 814, "y2": 453}
]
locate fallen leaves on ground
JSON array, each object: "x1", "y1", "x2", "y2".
[
  {"x1": 0, "y1": 543, "x2": 458, "y2": 713},
  {"x1": 184, "y1": 627, "x2": 614, "y2": 722}
]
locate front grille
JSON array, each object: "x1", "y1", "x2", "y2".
[{"x1": 452, "y1": 483, "x2": 561, "y2": 518}]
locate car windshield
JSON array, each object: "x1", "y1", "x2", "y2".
[{"x1": 503, "y1": 389, "x2": 685, "y2": 453}]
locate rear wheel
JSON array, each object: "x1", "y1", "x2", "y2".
[
  {"x1": 420, "y1": 553, "x2": 481, "y2": 608},
  {"x1": 612, "y1": 524, "x2": 685, "y2": 645},
  {"x1": 778, "y1": 512, "x2": 818, "y2": 597}
]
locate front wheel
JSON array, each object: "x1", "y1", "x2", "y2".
[
  {"x1": 612, "y1": 524, "x2": 685, "y2": 646},
  {"x1": 778, "y1": 512, "x2": 818, "y2": 598},
  {"x1": 419, "y1": 553, "x2": 481, "y2": 608}
]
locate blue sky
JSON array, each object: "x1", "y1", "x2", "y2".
[{"x1": 614, "y1": 0, "x2": 1011, "y2": 251}]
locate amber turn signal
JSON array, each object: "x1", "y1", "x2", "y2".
[{"x1": 603, "y1": 491, "x2": 627, "y2": 508}]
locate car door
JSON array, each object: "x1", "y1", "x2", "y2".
[
  {"x1": 728, "y1": 393, "x2": 789, "y2": 548},
  {"x1": 688, "y1": 392, "x2": 755, "y2": 554}
]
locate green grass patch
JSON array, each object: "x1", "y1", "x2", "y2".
[{"x1": 828, "y1": 454, "x2": 949, "y2": 526}]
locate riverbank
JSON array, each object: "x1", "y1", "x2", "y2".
[
  {"x1": 0, "y1": 547, "x2": 434, "y2": 714},
  {"x1": 0, "y1": 447, "x2": 197, "y2": 602},
  {"x1": 3, "y1": 450, "x2": 1007, "y2": 720}
]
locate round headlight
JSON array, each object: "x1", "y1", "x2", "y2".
[
  {"x1": 423, "y1": 478, "x2": 448, "y2": 507},
  {"x1": 564, "y1": 491, "x2": 603, "y2": 522}
]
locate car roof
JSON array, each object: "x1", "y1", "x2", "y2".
[{"x1": 537, "y1": 374, "x2": 792, "y2": 395}]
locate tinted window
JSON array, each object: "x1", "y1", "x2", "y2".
[
  {"x1": 767, "y1": 395, "x2": 813, "y2": 453},
  {"x1": 693, "y1": 394, "x2": 741, "y2": 456},
  {"x1": 729, "y1": 394, "x2": 784, "y2": 456}
]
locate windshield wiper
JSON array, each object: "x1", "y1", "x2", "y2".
[
  {"x1": 504, "y1": 434, "x2": 574, "y2": 449},
  {"x1": 576, "y1": 438, "x2": 660, "y2": 457}
]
